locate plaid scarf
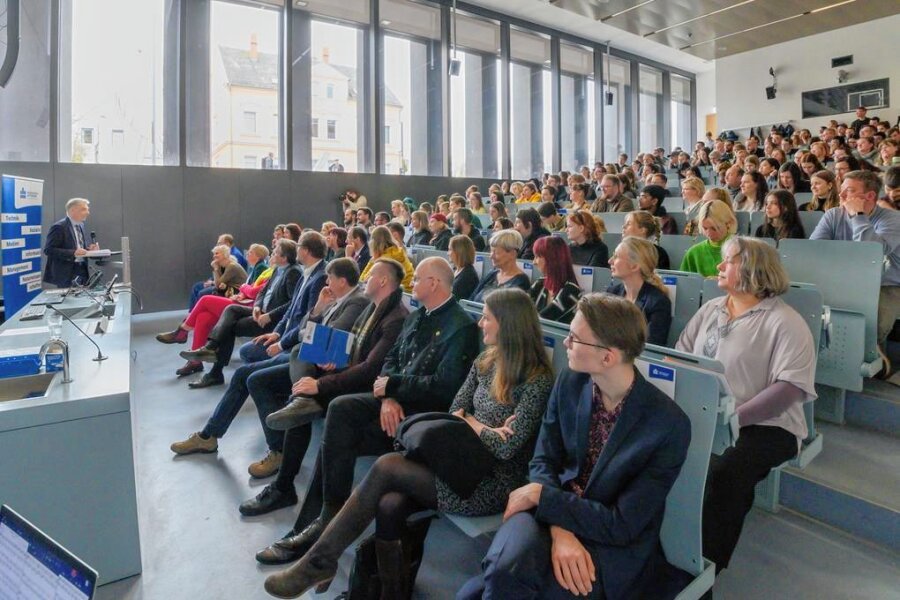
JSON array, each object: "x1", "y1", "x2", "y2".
[{"x1": 349, "y1": 286, "x2": 403, "y2": 366}]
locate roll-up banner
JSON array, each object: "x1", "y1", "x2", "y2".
[{"x1": 1, "y1": 175, "x2": 45, "y2": 317}]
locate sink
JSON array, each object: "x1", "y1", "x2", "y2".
[{"x1": 0, "y1": 372, "x2": 57, "y2": 403}]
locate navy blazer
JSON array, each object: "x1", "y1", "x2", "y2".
[
  {"x1": 255, "y1": 264, "x2": 302, "y2": 323},
  {"x1": 605, "y1": 281, "x2": 673, "y2": 346},
  {"x1": 530, "y1": 368, "x2": 691, "y2": 600},
  {"x1": 42, "y1": 217, "x2": 87, "y2": 287},
  {"x1": 275, "y1": 261, "x2": 328, "y2": 350},
  {"x1": 354, "y1": 245, "x2": 371, "y2": 274}
]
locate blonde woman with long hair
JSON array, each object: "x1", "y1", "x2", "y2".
[
  {"x1": 622, "y1": 210, "x2": 671, "y2": 270},
  {"x1": 360, "y1": 226, "x2": 414, "y2": 291},
  {"x1": 607, "y1": 237, "x2": 672, "y2": 345}
]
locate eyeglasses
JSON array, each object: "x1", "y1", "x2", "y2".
[
  {"x1": 565, "y1": 332, "x2": 609, "y2": 350},
  {"x1": 412, "y1": 275, "x2": 436, "y2": 284}
]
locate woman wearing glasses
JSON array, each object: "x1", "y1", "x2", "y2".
[
  {"x1": 676, "y1": 236, "x2": 816, "y2": 576},
  {"x1": 460, "y1": 293, "x2": 691, "y2": 600}
]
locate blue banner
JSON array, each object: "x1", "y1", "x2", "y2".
[{"x1": 1, "y1": 175, "x2": 45, "y2": 317}]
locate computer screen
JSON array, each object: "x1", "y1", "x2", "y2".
[{"x1": 0, "y1": 505, "x2": 96, "y2": 600}]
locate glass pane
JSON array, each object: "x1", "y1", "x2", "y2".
[
  {"x1": 602, "y1": 55, "x2": 630, "y2": 163},
  {"x1": 510, "y1": 29, "x2": 551, "y2": 180},
  {"x1": 450, "y1": 14, "x2": 500, "y2": 179},
  {"x1": 60, "y1": 0, "x2": 166, "y2": 165},
  {"x1": 639, "y1": 65, "x2": 663, "y2": 154},
  {"x1": 310, "y1": 20, "x2": 363, "y2": 172},
  {"x1": 560, "y1": 43, "x2": 593, "y2": 173},
  {"x1": 209, "y1": 1, "x2": 280, "y2": 169},
  {"x1": 671, "y1": 74, "x2": 692, "y2": 152},
  {"x1": 383, "y1": 31, "x2": 441, "y2": 176}
]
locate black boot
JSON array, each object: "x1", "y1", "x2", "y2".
[
  {"x1": 375, "y1": 539, "x2": 409, "y2": 600},
  {"x1": 264, "y1": 496, "x2": 373, "y2": 599}
]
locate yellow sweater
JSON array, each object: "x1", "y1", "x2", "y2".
[
  {"x1": 360, "y1": 245, "x2": 415, "y2": 292},
  {"x1": 516, "y1": 193, "x2": 542, "y2": 205}
]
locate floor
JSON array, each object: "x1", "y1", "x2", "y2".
[{"x1": 94, "y1": 312, "x2": 900, "y2": 599}]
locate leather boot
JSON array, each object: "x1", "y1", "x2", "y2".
[
  {"x1": 375, "y1": 539, "x2": 410, "y2": 600},
  {"x1": 264, "y1": 496, "x2": 372, "y2": 599}
]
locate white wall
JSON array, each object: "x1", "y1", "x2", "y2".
[
  {"x1": 716, "y1": 14, "x2": 900, "y2": 135},
  {"x1": 696, "y1": 66, "x2": 717, "y2": 139}
]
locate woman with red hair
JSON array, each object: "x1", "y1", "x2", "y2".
[{"x1": 528, "y1": 235, "x2": 582, "y2": 323}]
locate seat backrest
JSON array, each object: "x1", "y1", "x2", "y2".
[
  {"x1": 794, "y1": 192, "x2": 813, "y2": 203},
  {"x1": 474, "y1": 253, "x2": 490, "y2": 278},
  {"x1": 749, "y1": 211, "x2": 764, "y2": 236},
  {"x1": 798, "y1": 211, "x2": 824, "y2": 238},
  {"x1": 662, "y1": 197, "x2": 684, "y2": 212},
  {"x1": 778, "y1": 239, "x2": 882, "y2": 364},
  {"x1": 735, "y1": 210, "x2": 751, "y2": 235},
  {"x1": 657, "y1": 235, "x2": 700, "y2": 269},
  {"x1": 594, "y1": 212, "x2": 628, "y2": 234},
  {"x1": 635, "y1": 352, "x2": 731, "y2": 576},
  {"x1": 603, "y1": 232, "x2": 622, "y2": 254},
  {"x1": 656, "y1": 270, "x2": 704, "y2": 347}
]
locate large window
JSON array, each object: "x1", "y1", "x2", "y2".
[
  {"x1": 309, "y1": 20, "x2": 365, "y2": 172},
  {"x1": 59, "y1": 0, "x2": 166, "y2": 165},
  {"x1": 449, "y1": 13, "x2": 500, "y2": 178},
  {"x1": 639, "y1": 65, "x2": 663, "y2": 154},
  {"x1": 381, "y1": 0, "x2": 442, "y2": 176},
  {"x1": 510, "y1": 29, "x2": 551, "y2": 179},
  {"x1": 0, "y1": 0, "x2": 50, "y2": 162},
  {"x1": 671, "y1": 74, "x2": 693, "y2": 152},
  {"x1": 209, "y1": 1, "x2": 280, "y2": 169},
  {"x1": 560, "y1": 42, "x2": 594, "y2": 172},
  {"x1": 602, "y1": 55, "x2": 631, "y2": 163}
]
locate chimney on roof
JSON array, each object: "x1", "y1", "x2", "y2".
[
  {"x1": 250, "y1": 33, "x2": 259, "y2": 60},
  {"x1": 322, "y1": 47, "x2": 330, "y2": 64}
]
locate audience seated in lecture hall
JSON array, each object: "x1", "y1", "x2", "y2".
[{"x1": 153, "y1": 102, "x2": 900, "y2": 598}]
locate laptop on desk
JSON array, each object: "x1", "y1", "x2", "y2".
[{"x1": 0, "y1": 504, "x2": 97, "y2": 600}]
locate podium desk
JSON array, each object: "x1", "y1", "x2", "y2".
[{"x1": 0, "y1": 291, "x2": 141, "y2": 585}]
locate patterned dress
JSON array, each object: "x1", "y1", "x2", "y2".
[{"x1": 435, "y1": 361, "x2": 553, "y2": 516}]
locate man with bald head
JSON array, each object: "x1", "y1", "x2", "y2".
[{"x1": 254, "y1": 256, "x2": 480, "y2": 565}]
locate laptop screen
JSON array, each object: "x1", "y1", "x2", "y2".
[{"x1": 0, "y1": 505, "x2": 96, "y2": 600}]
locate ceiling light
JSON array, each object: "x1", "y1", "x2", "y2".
[
  {"x1": 380, "y1": 19, "x2": 391, "y2": 25},
  {"x1": 645, "y1": 0, "x2": 758, "y2": 38},
  {"x1": 295, "y1": 1, "x2": 308, "y2": 6},
  {"x1": 601, "y1": 0, "x2": 657, "y2": 22}
]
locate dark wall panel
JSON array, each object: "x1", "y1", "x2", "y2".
[
  {"x1": 183, "y1": 168, "x2": 240, "y2": 286},
  {"x1": 238, "y1": 169, "x2": 293, "y2": 252},
  {"x1": 122, "y1": 166, "x2": 185, "y2": 312}
]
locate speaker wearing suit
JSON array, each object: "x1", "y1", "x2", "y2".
[
  {"x1": 43, "y1": 198, "x2": 99, "y2": 287},
  {"x1": 460, "y1": 296, "x2": 691, "y2": 600}
]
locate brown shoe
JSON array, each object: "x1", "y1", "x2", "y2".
[
  {"x1": 170, "y1": 432, "x2": 218, "y2": 455},
  {"x1": 156, "y1": 327, "x2": 188, "y2": 344},
  {"x1": 176, "y1": 360, "x2": 204, "y2": 378},
  {"x1": 248, "y1": 450, "x2": 282, "y2": 479}
]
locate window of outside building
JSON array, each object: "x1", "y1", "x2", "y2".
[
  {"x1": 639, "y1": 65, "x2": 663, "y2": 154},
  {"x1": 560, "y1": 42, "x2": 595, "y2": 172},
  {"x1": 384, "y1": 125, "x2": 391, "y2": 145},
  {"x1": 208, "y1": 1, "x2": 280, "y2": 169},
  {"x1": 311, "y1": 117, "x2": 319, "y2": 138},
  {"x1": 327, "y1": 119, "x2": 336, "y2": 140},
  {"x1": 510, "y1": 28, "x2": 552, "y2": 179},
  {"x1": 602, "y1": 54, "x2": 631, "y2": 163},
  {"x1": 326, "y1": 84, "x2": 334, "y2": 99},
  {"x1": 59, "y1": 0, "x2": 166, "y2": 165},
  {"x1": 380, "y1": 0, "x2": 442, "y2": 176},
  {"x1": 81, "y1": 128, "x2": 94, "y2": 145},
  {"x1": 671, "y1": 74, "x2": 693, "y2": 152}
]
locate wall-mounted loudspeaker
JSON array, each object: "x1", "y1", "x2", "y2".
[{"x1": 766, "y1": 86, "x2": 776, "y2": 100}]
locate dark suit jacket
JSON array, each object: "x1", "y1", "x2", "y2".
[
  {"x1": 43, "y1": 217, "x2": 86, "y2": 287},
  {"x1": 288, "y1": 286, "x2": 371, "y2": 368},
  {"x1": 452, "y1": 265, "x2": 480, "y2": 301},
  {"x1": 275, "y1": 261, "x2": 328, "y2": 350},
  {"x1": 255, "y1": 264, "x2": 302, "y2": 324},
  {"x1": 530, "y1": 369, "x2": 691, "y2": 600},
  {"x1": 354, "y1": 245, "x2": 371, "y2": 273},
  {"x1": 314, "y1": 291, "x2": 409, "y2": 399},
  {"x1": 605, "y1": 281, "x2": 673, "y2": 346}
]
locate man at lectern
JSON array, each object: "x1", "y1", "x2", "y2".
[{"x1": 42, "y1": 197, "x2": 100, "y2": 288}]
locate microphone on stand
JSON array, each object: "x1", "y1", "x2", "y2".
[
  {"x1": 47, "y1": 305, "x2": 108, "y2": 362},
  {"x1": 90, "y1": 231, "x2": 97, "y2": 246}
]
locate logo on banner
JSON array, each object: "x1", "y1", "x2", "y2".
[
  {"x1": 14, "y1": 179, "x2": 42, "y2": 209},
  {"x1": 22, "y1": 248, "x2": 41, "y2": 260}
]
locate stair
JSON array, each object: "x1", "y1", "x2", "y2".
[{"x1": 776, "y1": 380, "x2": 900, "y2": 554}]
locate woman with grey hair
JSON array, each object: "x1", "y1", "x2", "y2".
[
  {"x1": 676, "y1": 236, "x2": 816, "y2": 576},
  {"x1": 469, "y1": 230, "x2": 530, "y2": 302}
]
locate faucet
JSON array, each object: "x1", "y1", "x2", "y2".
[{"x1": 39, "y1": 339, "x2": 72, "y2": 384}]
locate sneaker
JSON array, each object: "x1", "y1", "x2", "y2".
[
  {"x1": 248, "y1": 450, "x2": 282, "y2": 479},
  {"x1": 171, "y1": 432, "x2": 218, "y2": 455},
  {"x1": 265, "y1": 396, "x2": 324, "y2": 431},
  {"x1": 156, "y1": 328, "x2": 188, "y2": 344}
]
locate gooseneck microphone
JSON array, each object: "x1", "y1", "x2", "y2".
[
  {"x1": 47, "y1": 305, "x2": 108, "y2": 362},
  {"x1": 90, "y1": 231, "x2": 97, "y2": 246}
]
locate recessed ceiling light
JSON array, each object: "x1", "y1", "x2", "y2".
[
  {"x1": 380, "y1": 19, "x2": 391, "y2": 25},
  {"x1": 295, "y1": 1, "x2": 308, "y2": 6}
]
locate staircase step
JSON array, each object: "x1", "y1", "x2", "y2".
[
  {"x1": 845, "y1": 379, "x2": 900, "y2": 437},
  {"x1": 780, "y1": 422, "x2": 900, "y2": 552}
]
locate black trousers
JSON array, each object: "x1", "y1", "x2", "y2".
[
  {"x1": 291, "y1": 393, "x2": 397, "y2": 532},
  {"x1": 207, "y1": 304, "x2": 269, "y2": 373},
  {"x1": 703, "y1": 425, "x2": 797, "y2": 571}
]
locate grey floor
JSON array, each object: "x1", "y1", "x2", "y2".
[{"x1": 95, "y1": 312, "x2": 900, "y2": 600}]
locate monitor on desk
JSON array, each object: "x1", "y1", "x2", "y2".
[{"x1": 0, "y1": 504, "x2": 97, "y2": 600}]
